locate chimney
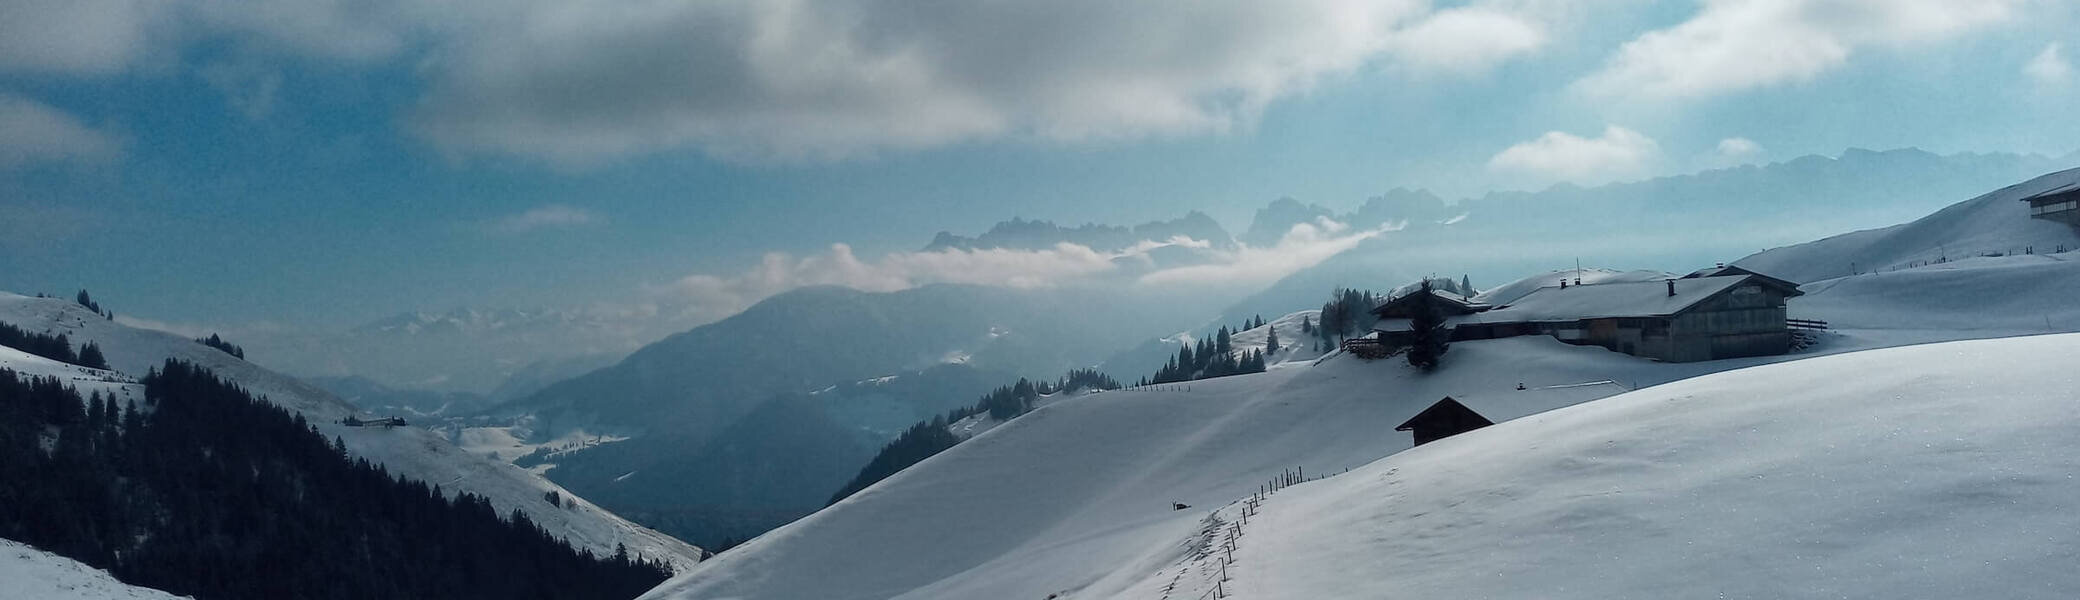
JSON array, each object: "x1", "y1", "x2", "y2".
[{"x1": 1666, "y1": 279, "x2": 1676, "y2": 296}]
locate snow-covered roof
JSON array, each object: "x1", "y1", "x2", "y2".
[
  {"x1": 1462, "y1": 275, "x2": 1752, "y2": 323},
  {"x1": 2010, "y1": 166, "x2": 2080, "y2": 202}
]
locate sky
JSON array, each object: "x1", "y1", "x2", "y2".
[{"x1": 2, "y1": 0, "x2": 2078, "y2": 330}]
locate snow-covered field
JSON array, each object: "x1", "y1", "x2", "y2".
[
  {"x1": 0, "y1": 293, "x2": 704, "y2": 569},
  {"x1": 642, "y1": 239, "x2": 2080, "y2": 599},
  {"x1": 0, "y1": 539, "x2": 188, "y2": 600},
  {"x1": 1224, "y1": 333, "x2": 2080, "y2": 599}
]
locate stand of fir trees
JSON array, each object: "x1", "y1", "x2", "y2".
[
  {"x1": 826, "y1": 368, "x2": 1123, "y2": 507},
  {"x1": 75, "y1": 289, "x2": 115, "y2": 320},
  {"x1": 1313, "y1": 288, "x2": 1381, "y2": 351},
  {"x1": 0, "y1": 361, "x2": 671, "y2": 600},
  {"x1": 196, "y1": 333, "x2": 246, "y2": 359},
  {"x1": 1134, "y1": 317, "x2": 1279, "y2": 387}
]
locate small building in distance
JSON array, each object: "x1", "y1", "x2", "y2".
[
  {"x1": 2015, "y1": 168, "x2": 2080, "y2": 226},
  {"x1": 1396, "y1": 397, "x2": 1494, "y2": 446},
  {"x1": 1372, "y1": 268, "x2": 1804, "y2": 363}
]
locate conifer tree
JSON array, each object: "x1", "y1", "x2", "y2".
[
  {"x1": 1265, "y1": 325, "x2": 1279, "y2": 356},
  {"x1": 1406, "y1": 280, "x2": 1450, "y2": 371}
]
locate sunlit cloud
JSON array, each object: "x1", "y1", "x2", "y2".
[
  {"x1": 1487, "y1": 125, "x2": 1661, "y2": 187},
  {"x1": 643, "y1": 220, "x2": 1386, "y2": 324},
  {"x1": 1576, "y1": 0, "x2": 2021, "y2": 100}
]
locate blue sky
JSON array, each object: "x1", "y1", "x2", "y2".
[{"x1": 2, "y1": 0, "x2": 2077, "y2": 329}]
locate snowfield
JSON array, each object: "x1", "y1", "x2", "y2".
[
  {"x1": 0, "y1": 539, "x2": 188, "y2": 600},
  {"x1": 0, "y1": 292, "x2": 704, "y2": 569},
  {"x1": 1226, "y1": 333, "x2": 2080, "y2": 599}
]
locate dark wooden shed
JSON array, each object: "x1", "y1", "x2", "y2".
[{"x1": 1395, "y1": 397, "x2": 1493, "y2": 446}]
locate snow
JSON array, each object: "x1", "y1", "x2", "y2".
[
  {"x1": 0, "y1": 345, "x2": 143, "y2": 407},
  {"x1": 1472, "y1": 268, "x2": 1672, "y2": 305},
  {"x1": 1462, "y1": 275, "x2": 1745, "y2": 323},
  {"x1": 0, "y1": 293, "x2": 703, "y2": 570},
  {"x1": 641, "y1": 237, "x2": 2080, "y2": 599},
  {"x1": 0, "y1": 538, "x2": 188, "y2": 599},
  {"x1": 1739, "y1": 166, "x2": 2080, "y2": 283},
  {"x1": 1223, "y1": 310, "x2": 1320, "y2": 366},
  {"x1": 1223, "y1": 333, "x2": 2080, "y2": 599}
]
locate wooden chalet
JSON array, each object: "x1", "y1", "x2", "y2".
[
  {"x1": 1371, "y1": 268, "x2": 1804, "y2": 363},
  {"x1": 2014, "y1": 167, "x2": 2080, "y2": 226},
  {"x1": 1395, "y1": 397, "x2": 1493, "y2": 446}
]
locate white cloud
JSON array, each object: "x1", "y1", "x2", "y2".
[
  {"x1": 1576, "y1": 0, "x2": 2022, "y2": 99},
  {"x1": 1136, "y1": 217, "x2": 1397, "y2": 289},
  {"x1": 484, "y1": 205, "x2": 605, "y2": 234},
  {"x1": 648, "y1": 221, "x2": 1385, "y2": 323},
  {"x1": 0, "y1": 0, "x2": 162, "y2": 74},
  {"x1": 0, "y1": 94, "x2": 123, "y2": 168},
  {"x1": 1386, "y1": 7, "x2": 1547, "y2": 73},
  {"x1": 2025, "y1": 42, "x2": 2074, "y2": 88},
  {"x1": 1716, "y1": 137, "x2": 1764, "y2": 162},
  {"x1": 1486, "y1": 125, "x2": 1661, "y2": 186}
]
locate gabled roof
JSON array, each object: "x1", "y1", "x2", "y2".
[
  {"x1": 1458, "y1": 275, "x2": 1752, "y2": 324},
  {"x1": 1395, "y1": 397, "x2": 1493, "y2": 431},
  {"x1": 1682, "y1": 265, "x2": 1803, "y2": 296},
  {"x1": 1370, "y1": 288, "x2": 1486, "y2": 319},
  {"x1": 2009, "y1": 167, "x2": 2080, "y2": 203}
]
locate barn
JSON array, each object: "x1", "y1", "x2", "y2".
[{"x1": 1372, "y1": 270, "x2": 1803, "y2": 363}]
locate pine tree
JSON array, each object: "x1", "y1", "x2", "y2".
[
  {"x1": 1264, "y1": 325, "x2": 1279, "y2": 356},
  {"x1": 1461, "y1": 274, "x2": 1473, "y2": 294},
  {"x1": 1406, "y1": 280, "x2": 1450, "y2": 371},
  {"x1": 77, "y1": 342, "x2": 109, "y2": 370}
]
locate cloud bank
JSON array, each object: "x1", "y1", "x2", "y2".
[
  {"x1": 1577, "y1": 0, "x2": 2021, "y2": 99},
  {"x1": 1, "y1": 0, "x2": 1571, "y2": 166},
  {"x1": 647, "y1": 219, "x2": 1388, "y2": 324}
]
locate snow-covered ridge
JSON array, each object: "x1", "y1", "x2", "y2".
[
  {"x1": 1738, "y1": 166, "x2": 2080, "y2": 283},
  {"x1": 0, "y1": 292, "x2": 703, "y2": 569},
  {"x1": 0, "y1": 539, "x2": 188, "y2": 600}
]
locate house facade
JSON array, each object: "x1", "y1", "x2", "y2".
[
  {"x1": 2014, "y1": 168, "x2": 2080, "y2": 226},
  {"x1": 1372, "y1": 270, "x2": 1803, "y2": 363}
]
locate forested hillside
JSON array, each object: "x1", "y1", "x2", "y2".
[{"x1": 0, "y1": 361, "x2": 670, "y2": 600}]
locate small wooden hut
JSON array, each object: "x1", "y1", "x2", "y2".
[{"x1": 1395, "y1": 397, "x2": 1493, "y2": 446}]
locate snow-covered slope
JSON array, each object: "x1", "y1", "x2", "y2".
[
  {"x1": 641, "y1": 239, "x2": 2080, "y2": 599},
  {"x1": 0, "y1": 539, "x2": 188, "y2": 600},
  {"x1": 641, "y1": 336, "x2": 1765, "y2": 600},
  {"x1": 0, "y1": 344, "x2": 142, "y2": 406},
  {"x1": 1738, "y1": 166, "x2": 2080, "y2": 283},
  {"x1": 0, "y1": 292, "x2": 703, "y2": 569},
  {"x1": 1216, "y1": 333, "x2": 2080, "y2": 599}
]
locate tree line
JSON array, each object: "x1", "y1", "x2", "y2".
[
  {"x1": 197, "y1": 333, "x2": 246, "y2": 359},
  {"x1": 1, "y1": 321, "x2": 109, "y2": 370},
  {"x1": 0, "y1": 360, "x2": 671, "y2": 600}
]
